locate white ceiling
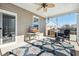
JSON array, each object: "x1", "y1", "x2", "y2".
[{"x1": 13, "y1": 3, "x2": 79, "y2": 18}]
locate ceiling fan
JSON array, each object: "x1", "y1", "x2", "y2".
[{"x1": 36, "y1": 3, "x2": 55, "y2": 12}]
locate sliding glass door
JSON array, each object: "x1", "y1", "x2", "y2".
[
  {"x1": 46, "y1": 12, "x2": 77, "y2": 41},
  {"x1": 77, "y1": 13, "x2": 79, "y2": 45},
  {"x1": 0, "y1": 12, "x2": 16, "y2": 45},
  {"x1": 2, "y1": 14, "x2": 16, "y2": 44},
  {"x1": 57, "y1": 13, "x2": 77, "y2": 41},
  {"x1": 0, "y1": 13, "x2": 2, "y2": 44}
]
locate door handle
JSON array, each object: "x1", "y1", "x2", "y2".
[{"x1": 0, "y1": 28, "x2": 2, "y2": 30}]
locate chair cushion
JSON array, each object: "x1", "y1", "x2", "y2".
[{"x1": 62, "y1": 42, "x2": 74, "y2": 48}]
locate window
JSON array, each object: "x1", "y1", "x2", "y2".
[{"x1": 32, "y1": 16, "x2": 39, "y2": 30}]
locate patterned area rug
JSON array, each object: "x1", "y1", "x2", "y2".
[{"x1": 4, "y1": 38, "x2": 76, "y2": 56}]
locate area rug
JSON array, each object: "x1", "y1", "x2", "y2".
[{"x1": 4, "y1": 39, "x2": 76, "y2": 56}]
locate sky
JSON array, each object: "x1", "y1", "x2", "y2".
[{"x1": 47, "y1": 13, "x2": 77, "y2": 26}]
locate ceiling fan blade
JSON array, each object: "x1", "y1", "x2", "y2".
[
  {"x1": 47, "y1": 3, "x2": 55, "y2": 8},
  {"x1": 43, "y1": 7, "x2": 47, "y2": 12}
]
